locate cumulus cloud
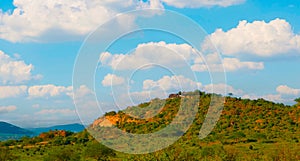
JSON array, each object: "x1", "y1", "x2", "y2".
[
  {"x1": 35, "y1": 109, "x2": 76, "y2": 115},
  {"x1": 28, "y1": 84, "x2": 73, "y2": 98},
  {"x1": 73, "y1": 85, "x2": 94, "y2": 98},
  {"x1": 0, "y1": 84, "x2": 74, "y2": 99},
  {"x1": 202, "y1": 18, "x2": 300, "y2": 57},
  {"x1": 120, "y1": 76, "x2": 245, "y2": 107},
  {"x1": 72, "y1": 85, "x2": 103, "y2": 124},
  {"x1": 102, "y1": 74, "x2": 125, "y2": 87},
  {"x1": 111, "y1": 75, "x2": 201, "y2": 107},
  {"x1": 202, "y1": 83, "x2": 244, "y2": 95},
  {"x1": 242, "y1": 94, "x2": 286, "y2": 104},
  {"x1": 242, "y1": 85, "x2": 300, "y2": 104},
  {"x1": 138, "y1": 0, "x2": 164, "y2": 10},
  {"x1": 0, "y1": 50, "x2": 39, "y2": 84},
  {"x1": 0, "y1": 105, "x2": 17, "y2": 114},
  {"x1": 222, "y1": 58, "x2": 264, "y2": 71},
  {"x1": 276, "y1": 85, "x2": 300, "y2": 95},
  {"x1": 192, "y1": 57, "x2": 264, "y2": 72},
  {"x1": 0, "y1": 86, "x2": 27, "y2": 99},
  {"x1": 0, "y1": 0, "x2": 164, "y2": 42},
  {"x1": 131, "y1": 89, "x2": 165, "y2": 100},
  {"x1": 161, "y1": 0, "x2": 245, "y2": 8},
  {"x1": 101, "y1": 42, "x2": 264, "y2": 72},
  {"x1": 143, "y1": 75, "x2": 201, "y2": 92},
  {"x1": 192, "y1": 52, "x2": 264, "y2": 72},
  {"x1": 99, "y1": 41, "x2": 199, "y2": 70}
]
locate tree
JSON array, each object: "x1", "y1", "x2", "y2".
[
  {"x1": 44, "y1": 147, "x2": 80, "y2": 161},
  {"x1": 178, "y1": 91, "x2": 182, "y2": 95},
  {"x1": 294, "y1": 98, "x2": 300, "y2": 106}
]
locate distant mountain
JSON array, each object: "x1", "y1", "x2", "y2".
[
  {"x1": 0, "y1": 121, "x2": 33, "y2": 141},
  {"x1": 0, "y1": 121, "x2": 33, "y2": 135},
  {"x1": 28, "y1": 123, "x2": 85, "y2": 135}
]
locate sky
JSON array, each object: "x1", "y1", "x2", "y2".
[{"x1": 0, "y1": 0, "x2": 299, "y2": 128}]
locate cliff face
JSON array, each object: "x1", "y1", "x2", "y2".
[
  {"x1": 92, "y1": 116, "x2": 117, "y2": 127},
  {"x1": 92, "y1": 113, "x2": 142, "y2": 128}
]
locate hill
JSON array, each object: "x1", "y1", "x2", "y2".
[
  {"x1": 28, "y1": 123, "x2": 85, "y2": 135},
  {"x1": 92, "y1": 92, "x2": 300, "y2": 141},
  {"x1": 0, "y1": 122, "x2": 33, "y2": 135},
  {"x1": 0, "y1": 91, "x2": 299, "y2": 160},
  {"x1": 0, "y1": 122, "x2": 33, "y2": 141},
  {"x1": 90, "y1": 91, "x2": 300, "y2": 160}
]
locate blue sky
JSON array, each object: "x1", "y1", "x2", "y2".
[{"x1": 0, "y1": 0, "x2": 299, "y2": 127}]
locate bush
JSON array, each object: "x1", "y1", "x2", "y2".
[
  {"x1": 84, "y1": 142, "x2": 116, "y2": 161},
  {"x1": 44, "y1": 147, "x2": 80, "y2": 161},
  {"x1": 0, "y1": 148, "x2": 19, "y2": 161}
]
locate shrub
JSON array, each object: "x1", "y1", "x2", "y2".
[
  {"x1": 0, "y1": 148, "x2": 19, "y2": 161},
  {"x1": 84, "y1": 142, "x2": 116, "y2": 161},
  {"x1": 44, "y1": 147, "x2": 80, "y2": 161}
]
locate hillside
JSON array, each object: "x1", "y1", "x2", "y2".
[
  {"x1": 92, "y1": 91, "x2": 300, "y2": 141},
  {"x1": 0, "y1": 91, "x2": 300, "y2": 160},
  {"x1": 0, "y1": 122, "x2": 33, "y2": 141},
  {"x1": 90, "y1": 91, "x2": 300, "y2": 160},
  {"x1": 0, "y1": 122, "x2": 32, "y2": 135}
]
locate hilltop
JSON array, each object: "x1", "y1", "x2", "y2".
[{"x1": 1, "y1": 91, "x2": 300, "y2": 160}]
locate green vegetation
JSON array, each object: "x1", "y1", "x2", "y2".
[{"x1": 0, "y1": 91, "x2": 299, "y2": 160}]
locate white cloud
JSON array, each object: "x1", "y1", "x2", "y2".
[
  {"x1": 0, "y1": 50, "x2": 39, "y2": 84},
  {"x1": 202, "y1": 18, "x2": 300, "y2": 57},
  {"x1": 0, "y1": 84, "x2": 74, "y2": 99},
  {"x1": 242, "y1": 85, "x2": 300, "y2": 104},
  {"x1": 112, "y1": 75, "x2": 201, "y2": 107},
  {"x1": 138, "y1": 0, "x2": 164, "y2": 10},
  {"x1": 102, "y1": 74, "x2": 125, "y2": 87},
  {"x1": 125, "y1": 89, "x2": 167, "y2": 106},
  {"x1": 101, "y1": 42, "x2": 264, "y2": 73},
  {"x1": 263, "y1": 94, "x2": 286, "y2": 103},
  {"x1": 0, "y1": 0, "x2": 163, "y2": 42},
  {"x1": 73, "y1": 85, "x2": 94, "y2": 98},
  {"x1": 276, "y1": 85, "x2": 300, "y2": 95},
  {"x1": 222, "y1": 58, "x2": 264, "y2": 71},
  {"x1": 0, "y1": 85, "x2": 27, "y2": 99},
  {"x1": 28, "y1": 84, "x2": 73, "y2": 98},
  {"x1": 161, "y1": 0, "x2": 245, "y2": 8},
  {"x1": 192, "y1": 52, "x2": 264, "y2": 72},
  {"x1": 242, "y1": 94, "x2": 285, "y2": 104},
  {"x1": 99, "y1": 41, "x2": 199, "y2": 70},
  {"x1": 202, "y1": 83, "x2": 244, "y2": 95},
  {"x1": 0, "y1": 105, "x2": 17, "y2": 114},
  {"x1": 72, "y1": 85, "x2": 103, "y2": 124},
  {"x1": 35, "y1": 109, "x2": 76, "y2": 115},
  {"x1": 143, "y1": 75, "x2": 201, "y2": 92},
  {"x1": 192, "y1": 57, "x2": 264, "y2": 72}
]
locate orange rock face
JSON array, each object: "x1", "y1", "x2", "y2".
[{"x1": 39, "y1": 130, "x2": 68, "y2": 139}]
